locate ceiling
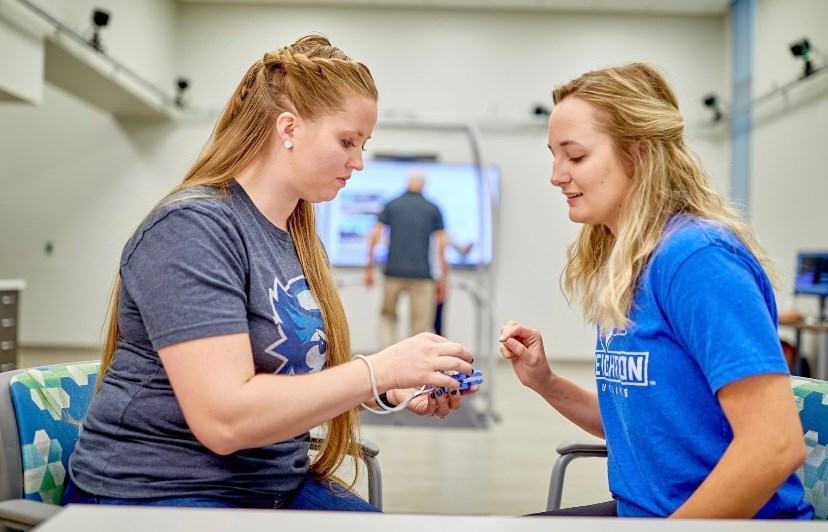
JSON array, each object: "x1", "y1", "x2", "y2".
[{"x1": 175, "y1": 0, "x2": 732, "y2": 17}]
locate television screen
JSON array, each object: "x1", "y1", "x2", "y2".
[
  {"x1": 315, "y1": 160, "x2": 495, "y2": 268},
  {"x1": 794, "y1": 251, "x2": 828, "y2": 297}
]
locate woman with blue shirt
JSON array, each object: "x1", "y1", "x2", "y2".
[{"x1": 499, "y1": 63, "x2": 813, "y2": 519}]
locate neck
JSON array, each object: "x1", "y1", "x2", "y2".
[{"x1": 235, "y1": 161, "x2": 297, "y2": 230}]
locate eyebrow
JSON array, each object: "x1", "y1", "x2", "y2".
[
  {"x1": 342, "y1": 129, "x2": 368, "y2": 138},
  {"x1": 548, "y1": 140, "x2": 582, "y2": 152}
]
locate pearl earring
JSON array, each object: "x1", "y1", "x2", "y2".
[{"x1": 283, "y1": 139, "x2": 293, "y2": 149}]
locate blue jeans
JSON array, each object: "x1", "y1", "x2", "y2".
[{"x1": 62, "y1": 476, "x2": 379, "y2": 512}]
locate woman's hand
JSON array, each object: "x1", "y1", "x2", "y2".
[
  {"x1": 385, "y1": 382, "x2": 479, "y2": 419},
  {"x1": 371, "y1": 332, "x2": 474, "y2": 393},
  {"x1": 498, "y1": 320, "x2": 604, "y2": 438},
  {"x1": 499, "y1": 320, "x2": 553, "y2": 391}
]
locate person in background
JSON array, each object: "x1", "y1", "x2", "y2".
[
  {"x1": 64, "y1": 33, "x2": 476, "y2": 512},
  {"x1": 432, "y1": 236, "x2": 473, "y2": 336},
  {"x1": 500, "y1": 63, "x2": 812, "y2": 519},
  {"x1": 365, "y1": 172, "x2": 448, "y2": 347}
]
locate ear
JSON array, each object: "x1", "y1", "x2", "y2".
[{"x1": 275, "y1": 111, "x2": 297, "y2": 144}]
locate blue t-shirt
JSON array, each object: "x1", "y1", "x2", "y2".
[
  {"x1": 596, "y1": 215, "x2": 813, "y2": 519},
  {"x1": 70, "y1": 181, "x2": 321, "y2": 501}
]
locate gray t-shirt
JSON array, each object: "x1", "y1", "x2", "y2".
[
  {"x1": 69, "y1": 180, "x2": 324, "y2": 501},
  {"x1": 379, "y1": 191, "x2": 444, "y2": 279}
]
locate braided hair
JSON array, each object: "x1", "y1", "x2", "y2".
[{"x1": 99, "y1": 33, "x2": 378, "y2": 489}]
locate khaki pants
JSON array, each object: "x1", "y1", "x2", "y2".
[{"x1": 379, "y1": 277, "x2": 436, "y2": 348}]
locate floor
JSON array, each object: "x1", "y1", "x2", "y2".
[
  {"x1": 18, "y1": 347, "x2": 610, "y2": 516},
  {"x1": 357, "y1": 357, "x2": 610, "y2": 516}
]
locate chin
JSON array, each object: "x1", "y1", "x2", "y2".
[{"x1": 318, "y1": 190, "x2": 339, "y2": 203}]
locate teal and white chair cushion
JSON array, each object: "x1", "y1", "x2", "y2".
[
  {"x1": 791, "y1": 376, "x2": 828, "y2": 520},
  {"x1": 9, "y1": 362, "x2": 100, "y2": 504}
]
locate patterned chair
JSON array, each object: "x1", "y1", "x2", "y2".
[
  {"x1": 791, "y1": 376, "x2": 828, "y2": 519},
  {"x1": 0, "y1": 360, "x2": 382, "y2": 530},
  {"x1": 546, "y1": 375, "x2": 828, "y2": 519},
  {"x1": 0, "y1": 361, "x2": 99, "y2": 529}
]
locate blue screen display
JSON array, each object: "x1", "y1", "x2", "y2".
[
  {"x1": 794, "y1": 252, "x2": 828, "y2": 297},
  {"x1": 315, "y1": 160, "x2": 496, "y2": 268}
]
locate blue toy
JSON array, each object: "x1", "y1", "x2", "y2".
[{"x1": 444, "y1": 369, "x2": 484, "y2": 391}]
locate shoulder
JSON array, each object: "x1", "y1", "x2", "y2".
[
  {"x1": 649, "y1": 214, "x2": 764, "y2": 290},
  {"x1": 653, "y1": 215, "x2": 743, "y2": 265},
  {"x1": 123, "y1": 187, "x2": 240, "y2": 262},
  {"x1": 382, "y1": 194, "x2": 405, "y2": 211},
  {"x1": 147, "y1": 187, "x2": 238, "y2": 234}
]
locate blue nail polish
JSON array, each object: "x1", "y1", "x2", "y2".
[
  {"x1": 436, "y1": 389, "x2": 443, "y2": 397},
  {"x1": 451, "y1": 390, "x2": 458, "y2": 395},
  {"x1": 430, "y1": 392, "x2": 435, "y2": 399}
]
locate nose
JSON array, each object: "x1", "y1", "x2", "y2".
[
  {"x1": 550, "y1": 163, "x2": 568, "y2": 188},
  {"x1": 349, "y1": 151, "x2": 365, "y2": 171}
]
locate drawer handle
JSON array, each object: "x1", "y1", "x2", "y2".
[
  {"x1": 1, "y1": 318, "x2": 14, "y2": 328},
  {"x1": 1, "y1": 295, "x2": 15, "y2": 305},
  {"x1": 0, "y1": 340, "x2": 14, "y2": 350}
]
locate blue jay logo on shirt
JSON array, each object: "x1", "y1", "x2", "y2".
[
  {"x1": 264, "y1": 275, "x2": 326, "y2": 375},
  {"x1": 595, "y1": 328, "x2": 650, "y2": 387}
]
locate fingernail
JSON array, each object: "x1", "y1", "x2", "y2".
[
  {"x1": 451, "y1": 390, "x2": 458, "y2": 396},
  {"x1": 430, "y1": 392, "x2": 435, "y2": 398},
  {"x1": 436, "y1": 389, "x2": 443, "y2": 397}
]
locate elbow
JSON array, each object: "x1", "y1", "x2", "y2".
[
  {"x1": 190, "y1": 419, "x2": 242, "y2": 456},
  {"x1": 771, "y1": 434, "x2": 808, "y2": 479},
  {"x1": 788, "y1": 440, "x2": 808, "y2": 474}
]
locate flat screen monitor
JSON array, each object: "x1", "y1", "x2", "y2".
[
  {"x1": 794, "y1": 251, "x2": 828, "y2": 297},
  {"x1": 316, "y1": 160, "x2": 496, "y2": 268}
]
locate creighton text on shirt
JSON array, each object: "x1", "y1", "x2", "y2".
[{"x1": 595, "y1": 351, "x2": 649, "y2": 386}]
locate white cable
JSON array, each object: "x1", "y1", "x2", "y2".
[{"x1": 353, "y1": 354, "x2": 425, "y2": 414}]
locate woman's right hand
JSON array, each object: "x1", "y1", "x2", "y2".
[
  {"x1": 371, "y1": 332, "x2": 474, "y2": 393},
  {"x1": 498, "y1": 320, "x2": 553, "y2": 391}
]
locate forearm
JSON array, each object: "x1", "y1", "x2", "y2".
[
  {"x1": 670, "y1": 435, "x2": 805, "y2": 518},
  {"x1": 196, "y1": 360, "x2": 377, "y2": 454},
  {"x1": 532, "y1": 373, "x2": 604, "y2": 438},
  {"x1": 366, "y1": 223, "x2": 383, "y2": 269},
  {"x1": 671, "y1": 373, "x2": 809, "y2": 518}
]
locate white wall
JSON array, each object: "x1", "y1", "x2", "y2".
[
  {"x1": 0, "y1": 2, "x2": 730, "y2": 362},
  {"x1": 0, "y1": 0, "x2": 182, "y2": 345},
  {"x1": 751, "y1": 0, "x2": 828, "y2": 323},
  {"x1": 0, "y1": 9, "x2": 44, "y2": 103},
  {"x1": 33, "y1": 0, "x2": 178, "y2": 90}
]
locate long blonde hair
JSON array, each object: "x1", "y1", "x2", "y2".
[
  {"x1": 99, "y1": 33, "x2": 378, "y2": 485},
  {"x1": 554, "y1": 63, "x2": 775, "y2": 332}
]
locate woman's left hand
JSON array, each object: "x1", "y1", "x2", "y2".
[{"x1": 387, "y1": 384, "x2": 479, "y2": 419}]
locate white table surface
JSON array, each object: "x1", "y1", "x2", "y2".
[{"x1": 34, "y1": 505, "x2": 824, "y2": 531}]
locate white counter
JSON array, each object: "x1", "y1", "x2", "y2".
[{"x1": 0, "y1": 280, "x2": 25, "y2": 291}]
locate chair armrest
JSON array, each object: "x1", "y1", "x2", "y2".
[
  {"x1": 0, "y1": 499, "x2": 62, "y2": 529},
  {"x1": 547, "y1": 439, "x2": 608, "y2": 512},
  {"x1": 309, "y1": 434, "x2": 382, "y2": 510},
  {"x1": 356, "y1": 438, "x2": 382, "y2": 510},
  {"x1": 556, "y1": 439, "x2": 608, "y2": 455}
]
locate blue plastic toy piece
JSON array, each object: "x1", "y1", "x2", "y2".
[{"x1": 447, "y1": 369, "x2": 483, "y2": 391}]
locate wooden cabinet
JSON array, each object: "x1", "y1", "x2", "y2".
[{"x1": 0, "y1": 281, "x2": 25, "y2": 372}]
